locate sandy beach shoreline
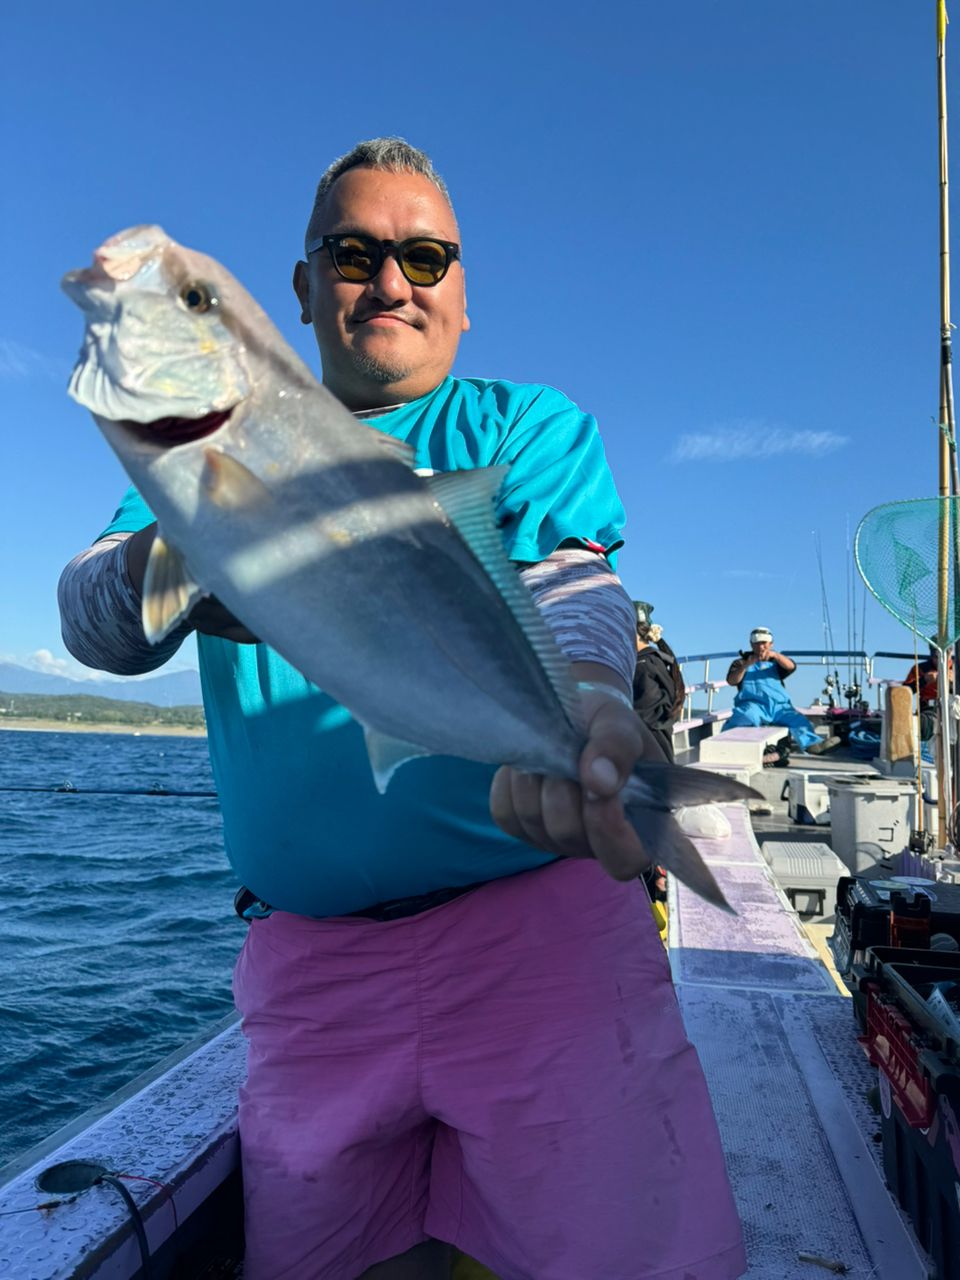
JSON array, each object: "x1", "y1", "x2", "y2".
[{"x1": 0, "y1": 719, "x2": 206, "y2": 738}]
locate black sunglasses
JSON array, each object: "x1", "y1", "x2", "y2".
[{"x1": 306, "y1": 233, "x2": 461, "y2": 287}]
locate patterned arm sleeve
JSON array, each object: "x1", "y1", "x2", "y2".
[
  {"x1": 58, "y1": 534, "x2": 192, "y2": 675},
  {"x1": 519, "y1": 548, "x2": 636, "y2": 690}
]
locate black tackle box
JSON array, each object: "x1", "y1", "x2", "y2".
[
  {"x1": 829, "y1": 873, "x2": 960, "y2": 984},
  {"x1": 856, "y1": 947, "x2": 960, "y2": 1280}
]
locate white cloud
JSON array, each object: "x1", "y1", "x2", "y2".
[
  {"x1": 669, "y1": 421, "x2": 848, "y2": 464},
  {"x1": 0, "y1": 648, "x2": 200, "y2": 682},
  {"x1": 0, "y1": 649, "x2": 100, "y2": 681},
  {"x1": 27, "y1": 649, "x2": 95, "y2": 679},
  {"x1": 0, "y1": 338, "x2": 70, "y2": 382}
]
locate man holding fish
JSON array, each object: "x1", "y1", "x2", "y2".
[{"x1": 59, "y1": 139, "x2": 746, "y2": 1279}]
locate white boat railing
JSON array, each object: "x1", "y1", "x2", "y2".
[{"x1": 674, "y1": 648, "x2": 918, "y2": 719}]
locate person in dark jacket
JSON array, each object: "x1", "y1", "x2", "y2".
[
  {"x1": 631, "y1": 601, "x2": 685, "y2": 912},
  {"x1": 631, "y1": 600, "x2": 685, "y2": 763}
]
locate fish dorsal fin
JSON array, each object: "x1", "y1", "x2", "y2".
[
  {"x1": 362, "y1": 724, "x2": 433, "y2": 793},
  {"x1": 142, "y1": 533, "x2": 204, "y2": 644},
  {"x1": 425, "y1": 467, "x2": 582, "y2": 730},
  {"x1": 201, "y1": 448, "x2": 274, "y2": 510}
]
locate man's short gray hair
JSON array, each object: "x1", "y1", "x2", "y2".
[{"x1": 305, "y1": 137, "x2": 453, "y2": 251}]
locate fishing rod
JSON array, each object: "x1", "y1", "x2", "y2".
[
  {"x1": 936, "y1": 0, "x2": 960, "y2": 843},
  {"x1": 860, "y1": 576, "x2": 868, "y2": 703},
  {"x1": 814, "y1": 532, "x2": 836, "y2": 706},
  {"x1": 845, "y1": 521, "x2": 862, "y2": 710}
]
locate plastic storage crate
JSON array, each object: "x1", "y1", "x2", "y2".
[
  {"x1": 857, "y1": 948, "x2": 960, "y2": 1280},
  {"x1": 829, "y1": 874, "x2": 960, "y2": 981}
]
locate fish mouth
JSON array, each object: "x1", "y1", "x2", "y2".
[{"x1": 123, "y1": 407, "x2": 234, "y2": 446}]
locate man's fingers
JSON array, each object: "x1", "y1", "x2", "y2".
[
  {"x1": 579, "y1": 701, "x2": 655, "y2": 796},
  {"x1": 491, "y1": 769, "x2": 591, "y2": 857},
  {"x1": 541, "y1": 776, "x2": 590, "y2": 855},
  {"x1": 584, "y1": 793, "x2": 651, "y2": 880},
  {"x1": 189, "y1": 597, "x2": 260, "y2": 644},
  {"x1": 490, "y1": 766, "x2": 526, "y2": 841},
  {"x1": 490, "y1": 709, "x2": 658, "y2": 878},
  {"x1": 509, "y1": 770, "x2": 550, "y2": 848},
  {"x1": 490, "y1": 768, "x2": 553, "y2": 850}
]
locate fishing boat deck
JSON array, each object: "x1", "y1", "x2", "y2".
[
  {"x1": 0, "y1": 736, "x2": 941, "y2": 1279},
  {"x1": 672, "y1": 740, "x2": 934, "y2": 1278}
]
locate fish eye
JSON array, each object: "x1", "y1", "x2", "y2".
[{"x1": 179, "y1": 281, "x2": 218, "y2": 313}]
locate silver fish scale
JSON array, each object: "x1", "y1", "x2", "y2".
[{"x1": 104, "y1": 380, "x2": 580, "y2": 773}]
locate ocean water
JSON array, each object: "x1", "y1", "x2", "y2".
[{"x1": 0, "y1": 729, "x2": 243, "y2": 1169}]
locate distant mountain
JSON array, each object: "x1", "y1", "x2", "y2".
[{"x1": 0, "y1": 662, "x2": 203, "y2": 706}]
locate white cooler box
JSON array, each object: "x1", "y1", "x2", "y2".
[
  {"x1": 784, "y1": 770, "x2": 876, "y2": 827},
  {"x1": 784, "y1": 772, "x2": 830, "y2": 826},
  {"x1": 760, "y1": 840, "x2": 849, "y2": 917},
  {"x1": 695, "y1": 762, "x2": 754, "y2": 790}
]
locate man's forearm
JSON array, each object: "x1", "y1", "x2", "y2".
[
  {"x1": 58, "y1": 533, "x2": 191, "y2": 675},
  {"x1": 61, "y1": 537, "x2": 635, "y2": 683},
  {"x1": 726, "y1": 656, "x2": 751, "y2": 686},
  {"x1": 520, "y1": 549, "x2": 636, "y2": 691}
]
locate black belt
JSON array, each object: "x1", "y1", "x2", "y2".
[{"x1": 234, "y1": 881, "x2": 484, "y2": 923}]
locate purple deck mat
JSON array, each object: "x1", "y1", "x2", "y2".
[{"x1": 671, "y1": 804, "x2": 834, "y2": 992}]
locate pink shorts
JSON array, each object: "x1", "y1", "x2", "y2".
[{"x1": 233, "y1": 859, "x2": 746, "y2": 1280}]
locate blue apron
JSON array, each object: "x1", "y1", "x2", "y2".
[{"x1": 723, "y1": 660, "x2": 819, "y2": 749}]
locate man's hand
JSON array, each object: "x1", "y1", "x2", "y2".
[
  {"x1": 188, "y1": 597, "x2": 260, "y2": 644},
  {"x1": 766, "y1": 648, "x2": 796, "y2": 673},
  {"x1": 730, "y1": 650, "x2": 756, "y2": 680},
  {"x1": 124, "y1": 521, "x2": 259, "y2": 644},
  {"x1": 490, "y1": 679, "x2": 665, "y2": 881}
]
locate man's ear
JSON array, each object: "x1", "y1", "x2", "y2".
[
  {"x1": 292, "y1": 260, "x2": 312, "y2": 325},
  {"x1": 461, "y1": 269, "x2": 470, "y2": 333}
]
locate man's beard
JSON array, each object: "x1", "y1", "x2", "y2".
[{"x1": 349, "y1": 350, "x2": 413, "y2": 385}]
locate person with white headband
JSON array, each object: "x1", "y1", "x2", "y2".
[{"x1": 724, "y1": 628, "x2": 837, "y2": 756}]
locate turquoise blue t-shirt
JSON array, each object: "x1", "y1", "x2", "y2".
[{"x1": 100, "y1": 376, "x2": 626, "y2": 916}]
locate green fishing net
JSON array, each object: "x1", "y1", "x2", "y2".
[{"x1": 855, "y1": 497, "x2": 960, "y2": 647}]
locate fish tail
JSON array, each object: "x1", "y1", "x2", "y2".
[
  {"x1": 627, "y1": 761, "x2": 760, "y2": 809},
  {"x1": 616, "y1": 804, "x2": 734, "y2": 914}
]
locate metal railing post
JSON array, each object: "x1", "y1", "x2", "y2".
[{"x1": 704, "y1": 659, "x2": 712, "y2": 714}]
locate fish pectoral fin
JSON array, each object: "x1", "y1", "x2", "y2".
[
  {"x1": 201, "y1": 448, "x2": 273, "y2": 510},
  {"x1": 362, "y1": 725, "x2": 433, "y2": 794},
  {"x1": 142, "y1": 534, "x2": 204, "y2": 644}
]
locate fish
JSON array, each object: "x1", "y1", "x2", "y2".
[{"x1": 62, "y1": 224, "x2": 759, "y2": 910}]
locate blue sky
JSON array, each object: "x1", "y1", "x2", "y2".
[{"x1": 0, "y1": 1, "x2": 949, "y2": 706}]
